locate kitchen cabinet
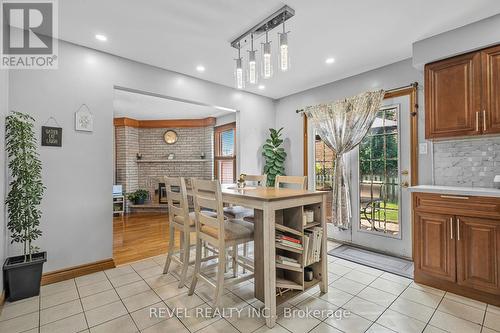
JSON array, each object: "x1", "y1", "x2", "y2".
[
  {"x1": 425, "y1": 44, "x2": 500, "y2": 139},
  {"x1": 456, "y1": 216, "x2": 500, "y2": 295},
  {"x1": 482, "y1": 45, "x2": 500, "y2": 134},
  {"x1": 414, "y1": 212, "x2": 456, "y2": 282},
  {"x1": 413, "y1": 192, "x2": 500, "y2": 305}
]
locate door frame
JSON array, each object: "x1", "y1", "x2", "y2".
[{"x1": 302, "y1": 84, "x2": 419, "y2": 258}]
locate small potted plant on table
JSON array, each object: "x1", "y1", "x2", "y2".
[
  {"x1": 3, "y1": 112, "x2": 47, "y2": 302},
  {"x1": 127, "y1": 189, "x2": 149, "y2": 205}
]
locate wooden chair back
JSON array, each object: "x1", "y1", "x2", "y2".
[
  {"x1": 191, "y1": 178, "x2": 225, "y2": 244},
  {"x1": 164, "y1": 177, "x2": 190, "y2": 230},
  {"x1": 243, "y1": 174, "x2": 267, "y2": 187},
  {"x1": 275, "y1": 175, "x2": 307, "y2": 190}
]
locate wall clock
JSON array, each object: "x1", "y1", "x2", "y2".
[{"x1": 163, "y1": 130, "x2": 178, "y2": 144}]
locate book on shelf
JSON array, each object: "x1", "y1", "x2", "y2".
[
  {"x1": 276, "y1": 239, "x2": 303, "y2": 250},
  {"x1": 303, "y1": 227, "x2": 323, "y2": 266},
  {"x1": 276, "y1": 233, "x2": 303, "y2": 250}
]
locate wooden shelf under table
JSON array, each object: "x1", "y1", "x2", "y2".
[
  {"x1": 275, "y1": 243, "x2": 303, "y2": 254},
  {"x1": 276, "y1": 262, "x2": 303, "y2": 272}
]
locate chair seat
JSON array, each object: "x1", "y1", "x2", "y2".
[
  {"x1": 173, "y1": 211, "x2": 218, "y2": 226},
  {"x1": 223, "y1": 206, "x2": 254, "y2": 219},
  {"x1": 201, "y1": 219, "x2": 254, "y2": 241}
]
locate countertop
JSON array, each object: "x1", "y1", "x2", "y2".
[{"x1": 409, "y1": 185, "x2": 500, "y2": 198}]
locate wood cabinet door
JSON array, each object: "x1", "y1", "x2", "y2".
[
  {"x1": 414, "y1": 212, "x2": 456, "y2": 282},
  {"x1": 456, "y1": 216, "x2": 500, "y2": 295},
  {"x1": 425, "y1": 52, "x2": 482, "y2": 139},
  {"x1": 482, "y1": 45, "x2": 500, "y2": 134}
]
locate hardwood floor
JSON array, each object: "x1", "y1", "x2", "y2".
[{"x1": 113, "y1": 212, "x2": 184, "y2": 265}]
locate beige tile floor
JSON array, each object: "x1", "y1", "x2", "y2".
[{"x1": 1, "y1": 241, "x2": 499, "y2": 333}]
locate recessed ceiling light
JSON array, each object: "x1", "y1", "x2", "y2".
[
  {"x1": 258, "y1": 85, "x2": 265, "y2": 90},
  {"x1": 325, "y1": 57, "x2": 335, "y2": 64},
  {"x1": 95, "y1": 34, "x2": 107, "y2": 42},
  {"x1": 196, "y1": 65, "x2": 205, "y2": 72}
]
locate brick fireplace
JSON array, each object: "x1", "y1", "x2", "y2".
[{"x1": 114, "y1": 118, "x2": 214, "y2": 201}]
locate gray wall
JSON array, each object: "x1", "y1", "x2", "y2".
[
  {"x1": 413, "y1": 14, "x2": 500, "y2": 69},
  {"x1": 275, "y1": 59, "x2": 431, "y2": 185},
  {"x1": 215, "y1": 113, "x2": 236, "y2": 126},
  {"x1": 0, "y1": 69, "x2": 7, "y2": 292},
  {"x1": 8, "y1": 41, "x2": 275, "y2": 272}
]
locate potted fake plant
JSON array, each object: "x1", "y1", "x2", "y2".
[
  {"x1": 262, "y1": 128, "x2": 287, "y2": 186},
  {"x1": 3, "y1": 111, "x2": 46, "y2": 302},
  {"x1": 127, "y1": 189, "x2": 149, "y2": 205}
]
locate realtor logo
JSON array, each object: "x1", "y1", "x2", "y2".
[{"x1": 1, "y1": 0, "x2": 58, "y2": 69}]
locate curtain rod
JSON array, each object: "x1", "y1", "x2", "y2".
[{"x1": 295, "y1": 82, "x2": 419, "y2": 114}]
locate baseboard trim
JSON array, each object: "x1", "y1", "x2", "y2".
[{"x1": 41, "y1": 258, "x2": 115, "y2": 285}]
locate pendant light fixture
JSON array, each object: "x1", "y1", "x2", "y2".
[
  {"x1": 230, "y1": 5, "x2": 294, "y2": 89},
  {"x1": 234, "y1": 43, "x2": 244, "y2": 89},
  {"x1": 247, "y1": 34, "x2": 258, "y2": 84},
  {"x1": 278, "y1": 18, "x2": 290, "y2": 72},
  {"x1": 261, "y1": 29, "x2": 273, "y2": 79}
]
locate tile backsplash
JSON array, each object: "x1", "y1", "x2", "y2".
[{"x1": 433, "y1": 136, "x2": 500, "y2": 187}]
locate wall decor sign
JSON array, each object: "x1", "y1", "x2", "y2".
[
  {"x1": 41, "y1": 126, "x2": 62, "y2": 147},
  {"x1": 75, "y1": 104, "x2": 94, "y2": 132}
]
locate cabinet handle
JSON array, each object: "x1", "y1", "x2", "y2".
[
  {"x1": 450, "y1": 217, "x2": 453, "y2": 239},
  {"x1": 483, "y1": 110, "x2": 487, "y2": 132},
  {"x1": 476, "y1": 112, "x2": 479, "y2": 132},
  {"x1": 440, "y1": 195, "x2": 469, "y2": 200},
  {"x1": 457, "y1": 218, "x2": 460, "y2": 241}
]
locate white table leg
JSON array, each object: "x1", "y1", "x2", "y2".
[
  {"x1": 263, "y1": 203, "x2": 277, "y2": 327},
  {"x1": 320, "y1": 193, "x2": 328, "y2": 292}
]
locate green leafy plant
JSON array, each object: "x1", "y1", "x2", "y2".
[
  {"x1": 262, "y1": 128, "x2": 287, "y2": 187},
  {"x1": 5, "y1": 111, "x2": 44, "y2": 262},
  {"x1": 127, "y1": 189, "x2": 149, "y2": 204}
]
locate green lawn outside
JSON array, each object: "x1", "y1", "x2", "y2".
[{"x1": 360, "y1": 201, "x2": 399, "y2": 223}]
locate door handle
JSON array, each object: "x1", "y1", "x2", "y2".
[
  {"x1": 457, "y1": 217, "x2": 460, "y2": 241},
  {"x1": 483, "y1": 110, "x2": 487, "y2": 132},
  {"x1": 450, "y1": 217, "x2": 453, "y2": 240},
  {"x1": 440, "y1": 195, "x2": 469, "y2": 200},
  {"x1": 476, "y1": 112, "x2": 479, "y2": 132}
]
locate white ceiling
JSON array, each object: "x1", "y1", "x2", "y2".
[
  {"x1": 59, "y1": 0, "x2": 500, "y2": 99},
  {"x1": 113, "y1": 89, "x2": 235, "y2": 120}
]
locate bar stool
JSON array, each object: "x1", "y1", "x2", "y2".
[
  {"x1": 163, "y1": 177, "x2": 218, "y2": 288},
  {"x1": 188, "y1": 178, "x2": 254, "y2": 308},
  {"x1": 274, "y1": 175, "x2": 308, "y2": 189}
]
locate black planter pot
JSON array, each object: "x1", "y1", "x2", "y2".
[
  {"x1": 134, "y1": 197, "x2": 145, "y2": 205},
  {"x1": 3, "y1": 252, "x2": 47, "y2": 302}
]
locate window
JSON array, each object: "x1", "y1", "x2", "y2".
[
  {"x1": 214, "y1": 123, "x2": 236, "y2": 184},
  {"x1": 358, "y1": 107, "x2": 400, "y2": 235},
  {"x1": 315, "y1": 135, "x2": 335, "y2": 223},
  {"x1": 315, "y1": 135, "x2": 335, "y2": 190}
]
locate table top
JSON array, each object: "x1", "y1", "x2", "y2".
[{"x1": 220, "y1": 185, "x2": 327, "y2": 201}]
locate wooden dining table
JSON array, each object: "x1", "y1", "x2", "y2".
[{"x1": 218, "y1": 185, "x2": 329, "y2": 327}]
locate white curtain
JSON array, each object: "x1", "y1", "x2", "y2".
[{"x1": 305, "y1": 90, "x2": 385, "y2": 229}]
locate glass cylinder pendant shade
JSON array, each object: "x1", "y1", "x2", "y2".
[
  {"x1": 235, "y1": 57, "x2": 244, "y2": 89},
  {"x1": 247, "y1": 50, "x2": 258, "y2": 84},
  {"x1": 261, "y1": 41, "x2": 273, "y2": 79},
  {"x1": 279, "y1": 32, "x2": 290, "y2": 72}
]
